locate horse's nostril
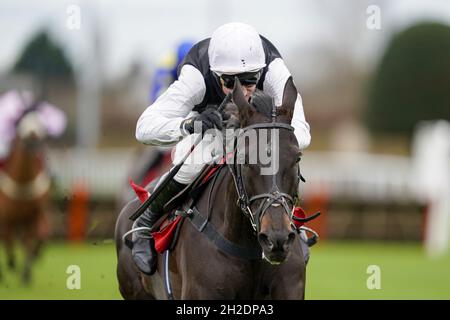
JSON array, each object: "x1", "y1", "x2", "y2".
[
  {"x1": 288, "y1": 232, "x2": 296, "y2": 243},
  {"x1": 258, "y1": 233, "x2": 274, "y2": 251},
  {"x1": 283, "y1": 232, "x2": 296, "y2": 250}
]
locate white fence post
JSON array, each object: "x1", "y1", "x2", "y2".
[{"x1": 412, "y1": 120, "x2": 450, "y2": 257}]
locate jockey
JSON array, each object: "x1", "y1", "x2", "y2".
[
  {"x1": 150, "y1": 41, "x2": 194, "y2": 103},
  {"x1": 0, "y1": 90, "x2": 66, "y2": 166},
  {"x1": 132, "y1": 22, "x2": 311, "y2": 275}
]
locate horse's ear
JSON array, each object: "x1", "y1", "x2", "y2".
[
  {"x1": 279, "y1": 77, "x2": 297, "y2": 120},
  {"x1": 232, "y1": 77, "x2": 255, "y2": 123}
]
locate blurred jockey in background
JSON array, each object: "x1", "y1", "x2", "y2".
[
  {"x1": 150, "y1": 41, "x2": 195, "y2": 103},
  {"x1": 0, "y1": 90, "x2": 66, "y2": 168}
]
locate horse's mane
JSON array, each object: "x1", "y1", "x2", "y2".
[
  {"x1": 249, "y1": 90, "x2": 273, "y2": 118},
  {"x1": 223, "y1": 89, "x2": 290, "y2": 128}
]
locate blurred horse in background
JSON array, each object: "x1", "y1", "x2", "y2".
[{"x1": 0, "y1": 91, "x2": 66, "y2": 284}]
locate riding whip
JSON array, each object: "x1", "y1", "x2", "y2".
[{"x1": 130, "y1": 92, "x2": 232, "y2": 221}]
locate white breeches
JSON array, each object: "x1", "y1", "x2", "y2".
[{"x1": 172, "y1": 132, "x2": 223, "y2": 185}]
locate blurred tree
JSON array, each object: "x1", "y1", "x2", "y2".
[
  {"x1": 366, "y1": 22, "x2": 450, "y2": 135},
  {"x1": 13, "y1": 30, "x2": 74, "y2": 81}
]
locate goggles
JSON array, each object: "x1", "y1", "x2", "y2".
[{"x1": 218, "y1": 71, "x2": 261, "y2": 89}]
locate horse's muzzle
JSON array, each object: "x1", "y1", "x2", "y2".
[{"x1": 258, "y1": 230, "x2": 296, "y2": 264}]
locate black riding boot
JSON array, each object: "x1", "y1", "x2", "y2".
[{"x1": 132, "y1": 178, "x2": 186, "y2": 275}]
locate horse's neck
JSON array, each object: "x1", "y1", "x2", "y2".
[
  {"x1": 209, "y1": 167, "x2": 258, "y2": 246},
  {"x1": 5, "y1": 140, "x2": 42, "y2": 183}
]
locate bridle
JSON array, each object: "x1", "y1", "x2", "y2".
[{"x1": 227, "y1": 105, "x2": 300, "y2": 233}]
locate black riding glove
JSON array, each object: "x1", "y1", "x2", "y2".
[{"x1": 181, "y1": 107, "x2": 223, "y2": 135}]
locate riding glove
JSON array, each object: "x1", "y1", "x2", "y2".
[{"x1": 181, "y1": 107, "x2": 222, "y2": 135}]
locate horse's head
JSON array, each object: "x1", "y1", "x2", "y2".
[
  {"x1": 14, "y1": 105, "x2": 48, "y2": 152},
  {"x1": 230, "y1": 77, "x2": 301, "y2": 264}
]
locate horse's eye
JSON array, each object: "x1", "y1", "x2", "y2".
[{"x1": 296, "y1": 155, "x2": 302, "y2": 163}]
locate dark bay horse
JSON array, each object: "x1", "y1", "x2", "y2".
[
  {"x1": 0, "y1": 108, "x2": 51, "y2": 284},
  {"x1": 115, "y1": 78, "x2": 307, "y2": 299}
]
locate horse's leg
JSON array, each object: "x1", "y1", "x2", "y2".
[
  {"x1": 0, "y1": 238, "x2": 3, "y2": 282},
  {"x1": 269, "y1": 245, "x2": 306, "y2": 300},
  {"x1": 31, "y1": 239, "x2": 43, "y2": 260},
  {"x1": 4, "y1": 228, "x2": 16, "y2": 271},
  {"x1": 269, "y1": 267, "x2": 306, "y2": 299},
  {"x1": 21, "y1": 222, "x2": 41, "y2": 285},
  {"x1": 175, "y1": 229, "x2": 244, "y2": 300},
  {"x1": 276, "y1": 275, "x2": 305, "y2": 299},
  {"x1": 21, "y1": 239, "x2": 33, "y2": 285},
  {"x1": 0, "y1": 222, "x2": 4, "y2": 281},
  {"x1": 32, "y1": 210, "x2": 50, "y2": 260},
  {"x1": 115, "y1": 198, "x2": 155, "y2": 300}
]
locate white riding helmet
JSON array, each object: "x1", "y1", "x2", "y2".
[{"x1": 208, "y1": 22, "x2": 266, "y2": 75}]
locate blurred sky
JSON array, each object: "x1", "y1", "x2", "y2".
[{"x1": 0, "y1": 0, "x2": 449, "y2": 82}]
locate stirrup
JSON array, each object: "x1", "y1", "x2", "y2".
[
  {"x1": 122, "y1": 226, "x2": 152, "y2": 249},
  {"x1": 299, "y1": 226, "x2": 319, "y2": 247}
]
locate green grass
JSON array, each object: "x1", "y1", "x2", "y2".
[
  {"x1": 0, "y1": 241, "x2": 121, "y2": 300},
  {"x1": 307, "y1": 242, "x2": 450, "y2": 299},
  {"x1": 0, "y1": 241, "x2": 449, "y2": 299}
]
